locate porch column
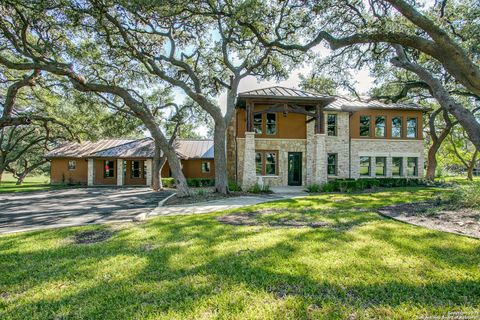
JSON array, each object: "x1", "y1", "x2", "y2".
[
  {"x1": 87, "y1": 158, "x2": 94, "y2": 186},
  {"x1": 241, "y1": 131, "x2": 256, "y2": 190},
  {"x1": 145, "y1": 159, "x2": 152, "y2": 187},
  {"x1": 117, "y1": 159, "x2": 124, "y2": 186},
  {"x1": 314, "y1": 133, "x2": 327, "y2": 184}
]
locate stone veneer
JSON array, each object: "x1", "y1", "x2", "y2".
[
  {"x1": 87, "y1": 158, "x2": 94, "y2": 186},
  {"x1": 117, "y1": 159, "x2": 124, "y2": 186},
  {"x1": 145, "y1": 159, "x2": 152, "y2": 186}
]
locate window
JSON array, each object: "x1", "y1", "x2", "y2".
[
  {"x1": 253, "y1": 113, "x2": 263, "y2": 134},
  {"x1": 392, "y1": 157, "x2": 403, "y2": 176},
  {"x1": 131, "y1": 160, "x2": 141, "y2": 178},
  {"x1": 266, "y1": 113, "x2": 277, "y2": 135},
  {"x1": 407, "y1": 157, "x2": 418, "y2": 176},
  {"x1": 327, "y1": 153, "x2": 337, "y2": 175},
  {"x1": 359, "y1": 156, "x2": 371, "y2": 176},
  {"x1": 360, "y1": 116, "x2": 371, "y2": 137},
  {"x1": 255, "y1": 152, "x2": 262, "y2": 176},
  {"x1": 392, "y1": 117, "x2": 402, "y2": 138},
  {"x1": 201, "y1": 161, "x2": 211, "y2": 173},
  {"x1": 255, "y1": 151, "x2": 277, "y2": 175},
  {"x1": 68, "y1": 160, "x2": 76, "y2": 171},
  {"x1": 375, "y1": 157, "x2": 386, "y2": 176},
  {"x1": 407, "y1": 118, "x2": 417, "y2": 138},
  {"x1": 375, "y1": 116, "x2": 386, "y2": 137},
  {"x1": 327, "y1": 114, "x2": 337, "y2": 136},
  {"x1": 104, "y1": 160, "x2": 115, "y2": 178}
]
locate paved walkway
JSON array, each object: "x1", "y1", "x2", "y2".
[
  {"x1": 0, "y1": 188, "x2": 172, "y2": 234},
  {"x1": 150, "y1": 189, "x2": 308, "y2": 217}
]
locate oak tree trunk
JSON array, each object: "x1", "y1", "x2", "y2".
[{"x1": 213, "y1": 121, "x2": 229, "y2": 194}]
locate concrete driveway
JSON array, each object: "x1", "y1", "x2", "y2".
[{"x1": 0, "y1": 188, "x2": 172, "y2": 234}]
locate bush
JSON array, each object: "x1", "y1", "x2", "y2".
[
  {"x1": 187, "y1": 178, "x2": 215, "y2": 187},
  {"x1": 312, "y1": 178, "x2": 428, "y2": 194},
  {"x1": 305, "y1": 184, "x2": 322, "y2": 193},
  {"x1": 162, "y1": 178, "x2": 175, "y2": 188},
  {"x1": 228, "y1": 180, "x2": 242, "y2": 192},
  {"x1": 442, "y1": 183, "x2": 480, "y2": 208},
  {"x1": 248, "y1": 183, "x2": 272, "y2": 194},
  {"x1": 196, "y1": 189, "x2": 208, "y2": 196}
]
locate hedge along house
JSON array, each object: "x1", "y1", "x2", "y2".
[
  {"x1": 46, "y1": 138, "x2": 215, "y2": 186},
  {"x1": 227, "y1": 86, "x2": 428, "y2": 189}
]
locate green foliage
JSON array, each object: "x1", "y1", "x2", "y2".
[
  {"x1": 186, "y1": 178, "x2": 215, "y2": 187},
  {"x1": 195, "y1": 189, "x2": 208, "y2": 196},
  {"x1": 228, "y1": 180, "x2": 242, "y2": 192},
  {"x1": 308, "y1": 178, "x2": 429, "y2": 193},
  {"x1": 305, "y1": 183, "x2": 322, "y2": 193},
  {"x1": 161, "y1": 178, "x2": 175, "y2": 188},
  {"x1": 247, "y1": 183, "x2": 272, "y2": 194},
  {"x1": 442, "y1": 183, "x2": 480, "y2": 209}
]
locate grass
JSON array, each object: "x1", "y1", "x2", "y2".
[
  {"x1": 0, "y1": 186, "x2": 479, "y2": 319},
  {"x1": 0, "y1": 173, "x2": 70, "y2": 193}
]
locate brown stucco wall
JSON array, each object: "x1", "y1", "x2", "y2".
[
  {"x1": 236, "y1": 106, "x2": 307, "y2": 139},
  {"x1": 50, "y1": 158, "x2": 88, "y2": 184},
  {"x1": 161, "y1": 159, "x2": 215, "y2": 179},
  {"x1": 94, "y1": 159, "x2": 117, "y2": 185},
  {"x1": 124, "y1": 159, "x2": 146, "y2": 185},
  {"x1": 349, "y1": 109, "x2": 424, "y2": 140}
]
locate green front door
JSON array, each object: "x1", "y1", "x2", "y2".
[{"x1": 288, "y1": 152, "x2": 302, "y2": 186}]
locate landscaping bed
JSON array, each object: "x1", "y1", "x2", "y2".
[
  {"x1": 164, "y1": 189, "x2": 252, "y2": 206},
  {"x1": 378, "y1": 201, "x2": 480, "y2": 238}
]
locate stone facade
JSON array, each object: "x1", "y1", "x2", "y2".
[
  {"x1": 117, "y1": 159, "x2": 124, "y2": 186},
  {"x1": 87, "y1": 158, "x2": 94, "y2": 186},
  {"x1": 325, "y1": 112, "x2": 350, "y2": 179},
  {"x1": 145, "y1": 159, "x2": 152, "y2": 186},
  {"x1": 350, "y1": 139, "x2": 424, "y2": 178}
]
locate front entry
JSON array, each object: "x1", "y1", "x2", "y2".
[{"x1": 288, "y1": 152, "x2": 302, "y2": 186}]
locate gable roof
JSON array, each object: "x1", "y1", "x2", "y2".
[
  {"x1": 237, "y1": 86, "x2": 334, "y2": 104},
  {"x1": 45, "y1": 138, "x2": 214, "y2": 159}
]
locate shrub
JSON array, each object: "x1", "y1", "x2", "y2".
[
  {"x1": 305, "y1": 184, "x2": 321, "y2": 193},
  {"x1": 228, "y1": 180, "x2": 242, "y2": 192},
  {"x1": 443, "y1": 183, "x2": 480, "y2": 209},
  {"x1": 248, "y1": 183, "x2": 272, "y2": 194},
  {"x1": 161, "y1": 178, "x2": 175, "y2": 188},
  {"x1": 187, "y1": 178, "x2": 214, "y2": 187},
  {"x1": 196, "y1": 189, "x2": 208, "y2": 196},
  {"x1": 312, "y1": 178, "x2": 429, "y2": 194}
]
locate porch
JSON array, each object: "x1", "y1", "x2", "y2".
[{"x1": 87, "y1": 158, "x2": 153, "y2": 187}]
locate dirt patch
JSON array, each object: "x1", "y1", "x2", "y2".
[
  {"x1": 378, "y1": 201, "x2": 480, "y2": 239},
  {"x1": 73, "y1": 230, "x2": 113, "y2": 244},
  {"x1": 216, "y1": 208, "x2": 332, "y2": 228},
  {"x1": 164, "y1": 190, "x2": 252, "y2": 206}
]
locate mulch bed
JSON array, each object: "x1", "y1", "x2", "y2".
[
  {"x1": 216, "y1": 208, "x2": 331, "y2": 228},
  {"x1": 164, "y1": 190, "x2": 252, "y2": 206},
  {"x1": 378, "y1": 201, "x2": 480, "y2": 239},
  {"x1": 73, "y1": 230, "x2": 114, "y2": 244}
]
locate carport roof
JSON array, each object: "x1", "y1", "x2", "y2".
[{"x1": 46, "y1": 139, "x2": 214, "y2": 160}]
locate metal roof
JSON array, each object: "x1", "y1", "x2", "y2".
[
  {"x1": 325, "y1": 96, "x2": 429, "y2": 111},
  {"x1": 238, "y1": 86, "x2": 333, "y2": 101},
  {"x1": 46, "y1": 139, "x2": 214, "y2": 159}
]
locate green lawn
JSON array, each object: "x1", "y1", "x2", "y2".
[
  {"x1": 0, "y1": 187, "x2": 479, "y2": 319},
  {"x1": 0, "y1": 173, "x2": 69, "y2": 193}
]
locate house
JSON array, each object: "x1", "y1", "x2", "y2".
[
  {"x1": 226, "y1": 86, "x2": 427, "y2": 189},
  {"x1": 46, "y1": 86, "x2": 427, "y2": 189},
  {"x1": 46, "y1": 139, "x2": 214, "y2": 186}
]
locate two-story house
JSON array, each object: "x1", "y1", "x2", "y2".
[{"x1": 227, "y1": 86, "x2": 427, "y2": 189}]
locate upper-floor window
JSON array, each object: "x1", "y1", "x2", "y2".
[
  {"x1": 359, "y1": 116, "x2": 370, "y2": 137},
  {"x1": 407, "y1": 118, "x2": 417, "y2": 138},
  {"x1": 392, "y1": 117, "x2": 402, "y2": 138},
  {"x1": 68, "y1": 160, "x2": 76, "y2": 171},
  {"x1": 327, "y1": 153, "x2": 337, "y2": 175},
  {"x1": 253, "y1": 113, "x2": 262, "y2": 134},
  {"x1": 327, "y1": 114, "x2": 337, "y2": 136},
  {"x1": 375, "y1": 116, "x2": 386, "y2": 137},
  {"x1": 359, "y1": 156, "x2": 371, "y2": 176},
  {"x1": 104, "y1": 160, "x2": 115, "y2": 178},
  {"x1": 131, "y1": 160, "x2": 141, "y2": 178},
  {"x1": 201, "y1": 161, "x2": 211, "y2": 173},
  {"x1": 266, "y1": 113, "x2": 276, "y2": 135}
]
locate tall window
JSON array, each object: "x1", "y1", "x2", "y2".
[
  {"x1": 68, "y1": 160, "x2": 76, "y2": 171},
  {"x1": 201, "y1": 161, "x2": 211, "y2": 173},
  {"x1": 327, "y1": 114, "x2": 337, "y2": 136},
  {"x1": 392, "y1": 157, "x2": 403, "y2": 176},
  {"x1": 407, "y1": 157, "x2": 418, "y2": 176},
  {"x1": 375, "y1": 157, "x2": 386, "y2": 176},
  {"x1": 360, "y1": 116, "x2": 370, "y2": 137},
  {"x1": 131, "y1": 160, "x2": 141, "y2": 178},
  {"x1": 104, "y1": 160, "x2": 115, "y2": 178},
  {"x1": 266, "y1": 113, "x2": 277, "y2": 135},
  {"x1": 407, "y1": 118, "x2": 417, "y2": 138},
  {"x1": 255, "y1": 151, "x2": 277, "y2": 175},
  {"x1": 392, "y1": 117, "x2": 402, "y2": 138},
  {"x1": 375, "y1": 116, "x2": 386, "y2": 137},
  {"x1": 327, "y1": 153, "x2": 337, "y2": 175},
  {"x1": 253, "y1": 113, "x2": 262, "y2": 134},
  {"x1": 359, "y1": 156, "x2": 371, "y2": 176},
  {"x1": 255, "y1": 152, "x2": 262, "y2": 175}
]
